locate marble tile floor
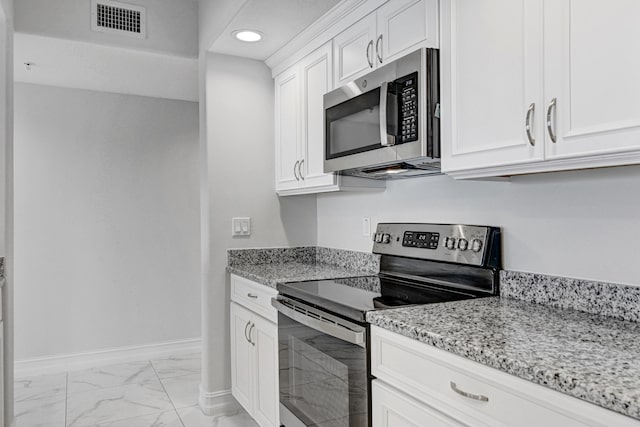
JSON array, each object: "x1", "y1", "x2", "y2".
[{"x1": 14, "y1": 353, "x2": 259, "y2": 427}]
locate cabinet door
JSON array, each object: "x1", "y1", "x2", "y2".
[
  {"x1": 376, "y1": 0, "x2": 439, "y2": 65},
  {"x1": 373, "y1": 381, "x2": 465, "y2": 427},
  {"x1": 333, "y1": 13, "x2": 377, "y2": 86},
  {"x1": 251, "y1": 315, "x2": 279, "y2": 427},
  {"x1": 441, "y1": 0, "x2": 544, "y2": 174},
  {"x1": 544, "y1": 0, "x2": 640, "y2": 160},
  {"x1": 300, "y1": 41, "x2": 336, "y2": 189},
  {"x1": 275, "y1": 65, "x2": 301, "y2": 192},
  {"x1": 230, "y1": 302, "x2": 254, "y2": 414}
]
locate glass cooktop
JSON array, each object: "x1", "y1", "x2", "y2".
[{"x1": 276, "y1": 275, "x2": 478, "y2": 323}]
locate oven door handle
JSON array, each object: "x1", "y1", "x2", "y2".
[
  {"x1": 271, "y1": 298, "x2": 366, "y2": 347},
  {"x1": 379, "y1": 81, "x2": 395, "y2": 147}
]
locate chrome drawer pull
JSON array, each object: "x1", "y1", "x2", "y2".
[
  {"x1": 450, "y1": 381, "x2": 489, "y2": 402},
  {"x1": 247, "y1": 293, "x2": 258, "y2": 299}
]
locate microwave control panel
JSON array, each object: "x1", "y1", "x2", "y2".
[{"x1": 397, "y1": 72, "x2": 418, "y2": 144}]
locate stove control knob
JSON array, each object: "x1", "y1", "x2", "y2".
[
  {"x1": 458, "y1": 238, "x2": 469, "y2": 251},
  {"x1": 445, "y1": 237, "x2": 456, "y2": 250},
  {"x1": 375, "y1": 233, "x2": 384, "y2": 243},
  {"x1": 471, "y1": 239, "x2": 483, "y2": 253},
  {"x1": 382, "y1": 233, "x2": 391, "y2": 244}
]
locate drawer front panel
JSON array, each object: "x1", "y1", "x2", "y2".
[
  {"x1": 231, "y1": 275, "x2": 278, "y2": 323},
  {"x1": 373, "y1": 380, "x2": 465, "y2": 427}
]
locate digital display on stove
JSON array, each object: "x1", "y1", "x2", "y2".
[{"x1": 402, "y1": 231, "x2": 439, "y2": 249}]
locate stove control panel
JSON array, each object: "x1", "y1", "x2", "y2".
[{"x1": 372, "y1": 223, "x2": 501, "y2": 268}]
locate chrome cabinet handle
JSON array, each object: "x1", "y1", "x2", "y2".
[
  {"x1": 248, "y1": 323, "x2": 255, "y2": 346},
  {"x1": 244, "y1": 321, "x2": 251, "y2": 343},
  {"x1": 376, "y1": 34, "x2": 383, "y2": 64},
  {"x1": 247, "y1": 293, "x2": 258, "y2": 299},
  {"x1": 546, "y1": 97, "x2": 557, "y2": 143},
  {"x1": 366, "y1": 40, "x2": 374, "y2": 68},
  {"x1": 293, "y1": 160, "x2": 300, "y2": 181},
  {"x1": 525, "y1": 102, "x2": 535, "y2": 146},
  {"x1": 298, "y1": 159, "x2": 304, "y2": 180},
  {"x1": 450, "y1": 382, "x2": 489, "y2": 402}
]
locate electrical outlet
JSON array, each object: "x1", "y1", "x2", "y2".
[
  {"x1": 232, "y1": 217, "x2": 251, "y2": 237},
  {"x1": 363, "y1": 217, "x2": 371, "y2": 237}
]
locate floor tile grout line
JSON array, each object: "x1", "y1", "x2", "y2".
[
  {"x1": 65, "y1": 371, "x2": 69, "y2": 427},
  {"x1": 150, "y1": 358, "x2": 188, "y2": 427}
]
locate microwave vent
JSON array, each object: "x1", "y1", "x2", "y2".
[
  {"x1": 91, "y1": 0, "x2": 146, "y2": 38},
  {"x1": 342, "y1": 161, "x2": 442, "y2": 180}
]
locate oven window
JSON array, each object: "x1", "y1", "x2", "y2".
[
  {"x1": 326, "y1": 88, "x2": 383, "y2": 160},
  {"x1": 278, "y1": 313, "x2": 368, "y2": 427}
]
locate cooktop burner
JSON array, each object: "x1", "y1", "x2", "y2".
[{"x1": 277, "y1": 275, "x2": 478, "y2": 323}]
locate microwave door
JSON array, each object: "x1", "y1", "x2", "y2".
[{"x1": 324, "y1": 87, "x2": 397, "y2": 173}]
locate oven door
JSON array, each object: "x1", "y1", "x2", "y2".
[{"x1": 272, "y1": 297, "x2": 369, "y2": 427}]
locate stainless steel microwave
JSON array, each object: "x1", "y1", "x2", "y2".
[{"x1": 323, "y1": 48, "x2": 440, "y2": 179}]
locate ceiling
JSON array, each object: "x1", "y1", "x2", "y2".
[{"x1": 208, "y1": 0, "x2": 341, "y2": 60}]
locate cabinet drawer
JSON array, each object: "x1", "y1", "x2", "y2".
[
  {"x1": 371, "y1": 326, "x2": 638, "y2": 427},
  {"x1": 373, "y1": 380, "x2": 464, "y2": 427},
  {"x1": 231, "y1": 275, "x2": 278, "y2": 323}
]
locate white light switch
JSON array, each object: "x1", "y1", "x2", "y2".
[
  {"x1": 363, "y1": 217, "x2": 371, "y2": 237},
  {"x1": 232, "y1": 217, "x2": 251, "y2": 237}
]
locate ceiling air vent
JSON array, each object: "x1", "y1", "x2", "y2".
[{"x1": 91, "y1": 0, "x2": 146, "y2": 39}]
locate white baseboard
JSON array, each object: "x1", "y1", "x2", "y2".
[
  {"x1": 15, "y1": 337, "x2": 201, "y2": 377},
  {"x1": 198, "y1": 387, "x2": 240, "y2": 416}
]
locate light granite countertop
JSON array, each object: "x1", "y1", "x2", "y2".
[
  {"x1": 227, "y1": 261, "x2": 373, "y2": 288},
  {"x1": 226, "y1": 247, "x2": 380, "y2": 288},
  {"x1": 366, "y1": 297, "x2": 640, "y2": 420}
]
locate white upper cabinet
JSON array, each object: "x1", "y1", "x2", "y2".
[
  {"x1": 442, "y1": 0, "x2": 640, "y2": 178},
  {"x1": 300, "y1": 41, "x2": 336, "y2": 189},
  {"x1": 274, "y1": 65, "x2": 301, "y2": 192},
  {"x1": 334, "y1": 0, "x2": 439, "y2": 87},
  {"x1": 333, "y1": 13, "x2": 378, "y2": 85},
  {"x1": 543, "y1": 0, "x2": 640, "y2": 161},
  {"x1": 275, "y1": 41, "x2": 385, "y2": 196},
  {"x1": 441, "y1": 0, "x2": 545, "y2": 175},
  {"x1": 377, "y1": 0, "x2": 439, "y2": 64}
]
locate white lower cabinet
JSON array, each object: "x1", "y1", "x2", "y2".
[
  {"x1": 230, "y1": 275, "x2": 279, "y2": 427},
  {"x1": 371, "y1": 326, "x2": 639, "y2": 427}
]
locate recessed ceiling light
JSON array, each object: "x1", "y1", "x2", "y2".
[{"x1": 233, "y1": 30, "x2": 263, "y2": 43}]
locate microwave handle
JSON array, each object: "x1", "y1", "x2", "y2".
[{"x1": 379, "y1": 81, "x2": 395, "y2": 146}]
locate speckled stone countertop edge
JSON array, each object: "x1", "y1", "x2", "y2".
[{"x1": 366, "y1": 298, "x2": 640, "y2": 420}]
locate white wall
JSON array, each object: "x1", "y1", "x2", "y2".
[
  {"x1": 317, "y1": 166, "x2": 640, "y2": 286},
  {"x1": 14, "y1": 83, "x2": 201, "y2": 360},
  {"x1": 15, "y1": 0, "x2": 198, "y2": 58},
  {"x1": 0, "y1": 0, "x2": 14, "y2": 423},
  {"x1": 200, "y1": 53, "x2": 317, "y2": 397}
]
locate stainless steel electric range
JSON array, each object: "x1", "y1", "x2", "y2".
[{"x1": 272, "y1": 223, "x2": 501, "y2": 427}]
